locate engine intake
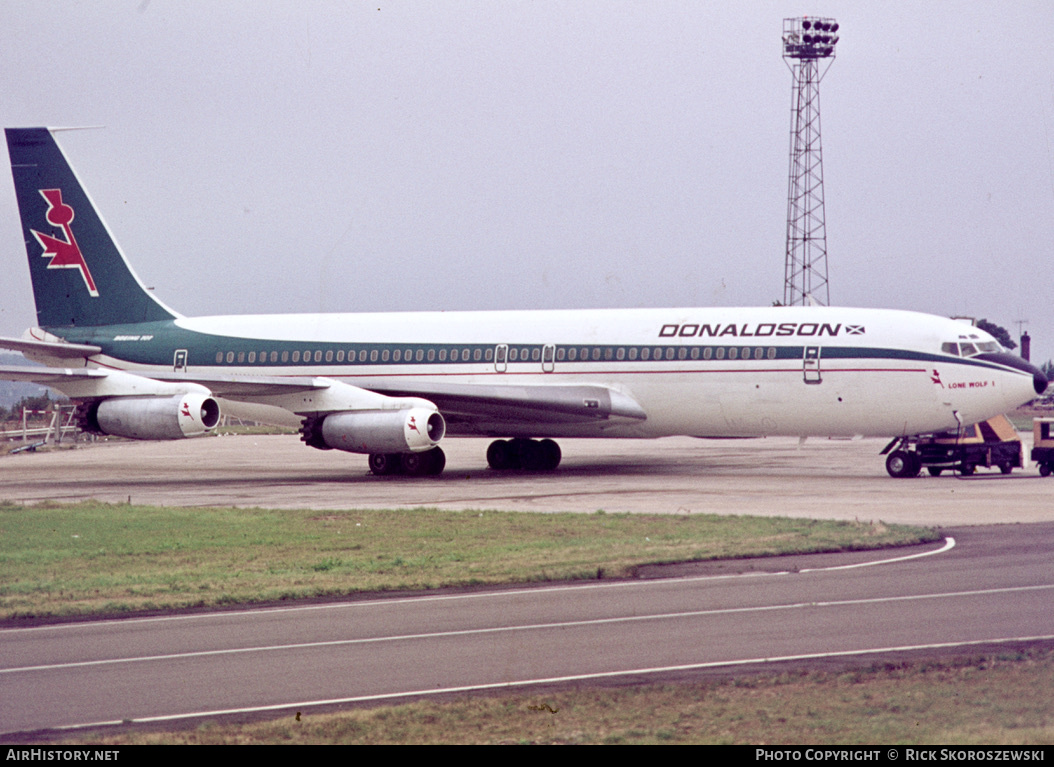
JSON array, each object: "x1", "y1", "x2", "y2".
[
  {"x1": 301, "y1": 408, "x2": 445, "y2": 454},
  {"x1": 78, "y1": 394, "x2": 221, "y2": 440}
]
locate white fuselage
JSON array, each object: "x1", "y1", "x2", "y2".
[{"x1": 81, "y1": 305, "x2": 1036, "y2": 440}]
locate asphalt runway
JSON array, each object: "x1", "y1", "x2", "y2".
[
  {"x1": 2, "y1": 524, "x2": 1052, "y2": 735},
  {"x1": 1, "y1": 433, "x2": 1052, "y2": 525}
]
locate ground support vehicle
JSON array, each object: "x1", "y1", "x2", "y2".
[
  {"x1": 882, "y1": 415, "x2": 1023, "y2": 478},
  {"x1": 1031, "y1": 417, "x2": 1054, "y2": 477}
]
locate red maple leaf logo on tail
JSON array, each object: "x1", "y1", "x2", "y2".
[{"x1": 31, "y1": 189, "x2": 99, "y2": 297}]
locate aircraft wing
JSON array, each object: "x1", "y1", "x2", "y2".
[
  {"x1": 2, "y1": 330, "x2": 647, "y2": 440},
  {"x1": 1, "y1": 329, "x2": 647, "y2": 425},
  {"x1": 358, "y1": 380, "x2": 648, "y2": 428},
  {"x1": 1, "y1": 356, "x2": 646, "y2": 422}
]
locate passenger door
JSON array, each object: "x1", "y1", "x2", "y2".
[{"x1": 803, "y1": 346, "x2": 822, "y2": 384}]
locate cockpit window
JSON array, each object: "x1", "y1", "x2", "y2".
[{"x1": 943, "y1": 340, "x2": 1004, "y2": 357}]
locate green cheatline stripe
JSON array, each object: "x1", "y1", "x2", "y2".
[{"x1": 51, "y1": 321, "x2": 1019, "y2": 376}]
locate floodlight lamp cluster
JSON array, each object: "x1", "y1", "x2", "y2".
[{"x1": 783, "y1": 17, "x2": 839, "y2": 60}]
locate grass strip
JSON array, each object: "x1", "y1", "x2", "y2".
[
  {"x1": 0, "y1": 501, "x2": 936, "y2": 620},
  {"x1": 60, "y1": 647, "x2": 1054, "y2": 744}
]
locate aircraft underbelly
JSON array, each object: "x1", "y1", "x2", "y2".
[
  {"x1": 622, "y1": 367, "x2": 953, "y2": 438},
  {"x1": 380, "y1": 364, "x2": 959, "y2": 440}
]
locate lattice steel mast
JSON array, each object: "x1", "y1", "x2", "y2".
[{"x1": 782, "y1": 17, "x2": 839, "y2": 306}]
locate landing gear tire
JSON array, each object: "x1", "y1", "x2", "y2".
[
  {"x1": 886, "y1": 450, "x2": 920, "y2": 478},
  {"x1": 538, "y1": 439, "x2": 561, "y2": 471},
  {"x1": 959, "y1": 463, "x2": 976, "y2": 476},
  {"x1": 401, "y1": 447, "x2": 446, "y2": 477},
  {"x1": 1040, "y1": 463, "x2": 1052, "y2": 477},
  {"x1": 369, "y1": 448, "x2": 445, "y2": 477},
  {"x1": 425, "y1": 446, "x2": 446, "y2": 475},
  {"x1": 369, "y1": 452, "x2": 399, "y2": 476},
  {"x1": 487, "y1": 438, "x2": 562, "y2": 471},
  {"x1": 487, "y1": 440, "x2": 519, "y2": 470},
  {"x1": 999, "y1": 462, "x2": 1013, "y2": 475},
  {"x1": 516, "y1": 438, "x2": 545, "y2": 471}
]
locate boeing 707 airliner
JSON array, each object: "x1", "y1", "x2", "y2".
[{"x1": 1, "y1": 128, "x2": 1046, "y2": 477}]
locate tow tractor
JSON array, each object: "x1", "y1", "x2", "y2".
[
  {"x1": 1031, "y1": 417, "x2": 1054, "y2": 477},
  {"x1": 882, "y1": 414, "x2": 1023, "y2": 478}
]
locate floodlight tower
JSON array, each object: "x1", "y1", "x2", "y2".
[{"x1": 782, "y1": 16, "x2": 839, "y2": 306}]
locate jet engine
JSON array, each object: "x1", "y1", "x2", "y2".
[
  {"x1": 77, "y1": 393, "x2": 221, "y2": 440},
  {"x1": 301, "y1": 408, "x2": 445, "y2": 454}
]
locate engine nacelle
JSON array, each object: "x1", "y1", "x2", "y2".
[
  {"x1": 81, "y1": 394, "x2": 221, "y2": 440},
  {"x1": 306, "y1": 408, "x2": 445, "y2": 454}
]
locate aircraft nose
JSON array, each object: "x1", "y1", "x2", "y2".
[{"x1": 976, "y1": 352, "x2": 1048, "y2": 395}]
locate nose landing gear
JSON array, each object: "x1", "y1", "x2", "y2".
[
  {"x1": 885, "y1": 449, "x2": 922, "y2": 479},
  {"x1": 881, "y1": 416, "x2": 1023, "y2": 478}
]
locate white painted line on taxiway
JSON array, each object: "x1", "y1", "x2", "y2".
[
  {"x1": 50, "y1": 633, "x2": 1054, "y2": 733},
  {"x1": 5, "y1": 581, "x2": 1052, "y2": 675},
  {"x1": 799, "y1": 535, "x2": 955, "y2": 571}
]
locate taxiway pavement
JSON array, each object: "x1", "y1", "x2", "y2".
[{"x1": 1, "y1": 434, "x2": 1051, "y2": 525}]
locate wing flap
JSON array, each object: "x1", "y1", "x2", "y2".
[
  {"x1": 144, "y1": 371, "x2": 331, "y2": 397},
  {"x1": 0, "y1": 365, "x2": 327, "y2": 398},
  {"x1": 360, "y1": 381, "x2": 647, "y2": 425},
  {"x1": 0, "y1": 365, "x2": 217, "y2": 401},
  {"x1": 0, "y1": 364, "x2": 107, "y2": 385},
  {"x1": 0, "y1": 335, "x2": 101, "y2": 359}
]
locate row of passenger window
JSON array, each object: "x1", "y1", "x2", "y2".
[
  {"x1": 555, "y1": 346, "x2": 778, "y2": 362},
  {"x1": 215, "y1": 347, "x2": 492, "y2": 365},
  {"x1": 213, "y1": 345, "x2": 782, "y2": 365}
]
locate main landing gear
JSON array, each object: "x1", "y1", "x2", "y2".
[
  {"x1": 367, "y1": 439, "x2": 563, "y2": 476},
  {"x1": 486, "y1": 438, "x2": 562, "y2": 471},
  {"x1": 368, "y1": 446, "x2": 446, "y2": 477}
]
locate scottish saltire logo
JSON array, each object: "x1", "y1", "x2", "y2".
[
  {"x1": 31, "y1": 189, "x2": 99, "y2": 297},
  {"x1": 846, "y1": 325, "x2": 865, "y2": 335}
]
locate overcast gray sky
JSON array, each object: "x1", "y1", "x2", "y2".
[{"x1": 2, "y1": 1, "x2": 1052, "y2": 362}]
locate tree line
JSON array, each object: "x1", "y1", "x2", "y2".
[{"x1": 0, "y1": 391, "x2": 68, "y2": 424}]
